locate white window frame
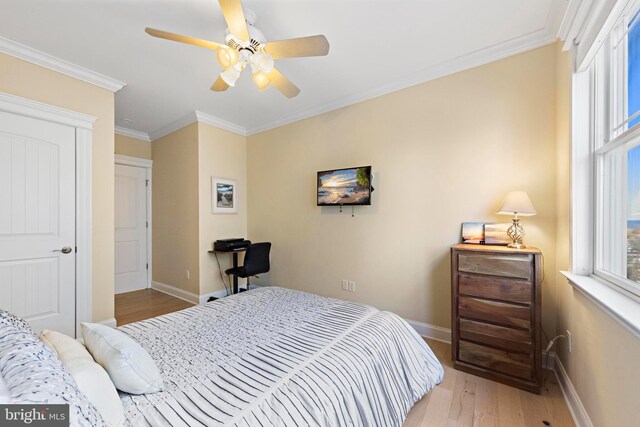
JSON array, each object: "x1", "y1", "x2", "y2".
[
  {"x1": 591, "y1": 0, "x2": 640, "y2": 299},
  {"x1": 566, "y1": 0, "x2": 640, "y2": 339}
]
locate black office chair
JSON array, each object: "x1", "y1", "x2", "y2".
[{"x1": 225, "y1": 242, "x2": 271, "y2": 291}]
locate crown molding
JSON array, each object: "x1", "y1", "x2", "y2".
[
  {"x1": 194, "y1": 111, "x2": 247, "y2": 136},
  {"x1": 0, "y1": 36, "x2": 126, "y2": 93},
  {"x1": 557, "y1": 0, "x2": 586, "y2": 45},
  {"x1": 147, "y1": 1, "x2": 567, "y2": 138},
  {"x1": 149, "y1": 110, "x2": 246, "y2": 141},
  {"x1": 245, "y1": 3, "x2": 567, "y2": 136},
  {"x1": 149, "y1": 111, "x2": 198, "y2": 141},
  {"x1": 115, "y1": 126, "x2": 151, "y2": 142},
  {"x1": 246, "y1": 28, "x2": 558, "y2": 135},
  {"x1": 546, "y1": 0, "x2": 572, "y2": 39}
]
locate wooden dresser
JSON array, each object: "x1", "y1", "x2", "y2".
[{"x1": 450, "y1": 244, "x2": 542, "y2": 393}]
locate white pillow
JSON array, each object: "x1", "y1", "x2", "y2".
[
  {"x1": 65, "y1": 359, "x2": 125, "y2": 427},
  {"x1": 39, "y1": 330, "x2": 125, "y2": 427},
  {"x1": 40, "y1": 330, "x2": 93, "y2": 363},
  {"x1": 81, "y1": 323, "x2": 163, "y2": 395}
]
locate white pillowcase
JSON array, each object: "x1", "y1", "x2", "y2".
[
  {"x1": 81, "y1": 323, "x2": 163, "y2": 395},
  {"x1": 39, "y1": 330, "x2": 125, "y2": 427},
  {"x1": 40, "y1": 330, "x2": 93, "y2": 363}
]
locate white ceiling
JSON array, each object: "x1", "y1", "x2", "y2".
[{"x1": 0, "y1": 0, "x2": 567, "y2": 137}]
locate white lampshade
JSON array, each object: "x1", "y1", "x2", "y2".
[
  {"x1": 220, "y1": 66, "x2": 241, "y2": 87},
  {"x1": 216, "y1": 47, "x2": 239, "y2": 69},
  {"x1": 252, "y1": 70, "x2": 271, "y2": 91},
  {"x1": 251, "y1": 52, "x2": 274, "y2": 74},
  {"x1": 497, "y1": 191, "x2": 537, "y2": 216}
]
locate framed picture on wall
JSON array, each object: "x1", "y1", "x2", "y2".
[{"x1": 212, "y1": 177, "x2": 237, "y2": 214}]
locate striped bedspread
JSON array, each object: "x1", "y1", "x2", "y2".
[{"x1": 118, "y1": 287, "x2": 444, "y2": 427}]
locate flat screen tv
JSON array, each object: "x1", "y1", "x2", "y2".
[{"x1": 317, "y1": 166, "x2": 372, "y2": 206}]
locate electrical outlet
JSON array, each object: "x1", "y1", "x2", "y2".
[
  {"x1": 566, "y1": 330, "x2": 572, "y2": 352},
  {"x1": 341, "y1": 280, "x2": 348, "y2": 291},
  {"x1": 186, "y1": 270, "x2": 190, "y2": 280},
  {"x1": 348, "y1": 281, "x2": 356, "y2": 292}
]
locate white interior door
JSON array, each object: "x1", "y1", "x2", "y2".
[
  {"x1": 115, "y1": 164, "x2": 148, "y2": 294},
  {"x1": 0, "y1": 110, "x2": 76, "y2": 336}
]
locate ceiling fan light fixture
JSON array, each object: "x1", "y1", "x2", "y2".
[
  {"x1": 145, "y1": 0, "x2": 329, "y2": 98},
  {"x1": 216, "y1": 47, "x2": 239, "y2": 69},
  {"x1": 252, "y1": 70, "x2": 271, "y2": 91},
  {"x1": 220, "y1": 66, "x2": 241, "y2": 87},
  {"x1": 251, "y1": 52, "x2": 274, "y2": 73}
]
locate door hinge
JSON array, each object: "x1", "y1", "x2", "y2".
[
  {"x1": 146, "y1": 263, "x2": 149, "y2": 270},
  {"x1": 145, "y1": 179, "x2": 149, "y2": 187},
  {"x1": 146, "y1": 221, "x2": 149, "y2": 228}
]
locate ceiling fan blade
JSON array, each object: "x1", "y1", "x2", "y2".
[
  {"x1": 218, "y1": 0, "x2": 250, "y2": 42},
  {"x1": 145, "y1": 28, "x2": 222, "y2": 50},
  {"x1": 211, "y1": 76, "x2": 230, "y2": 92},
  {"x1": 264, "y1": 35, "x2": 330, "y2": 59},
  {"x1": 267, "y1": 68, "x2": 300, "y2": 98}
]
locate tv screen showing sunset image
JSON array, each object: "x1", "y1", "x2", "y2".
[{"x1": 317, "y1": 166, "x2": 372, "y2": 206}]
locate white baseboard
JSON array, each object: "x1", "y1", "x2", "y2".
[
  {"x1": 551, "y1": 353, "x2": 594, "y2": 427},
  {"x1": 199, "y1": 289, "x2": 230, "y2": 304},
  {"x1": 405, "y1": 319, "x2": 452, "y2": 343},
  {"x1": 199, "y1": 284, "x2": 268, "y2": 303},
  {"x1": 98, "y1": 318, "x2": 117, "y2": 328},
  {"x1": 151, "y1": 281, "x2": 200, "y2": 305},
  {"x1": 152, "y1": 280, "x2": 233, "y2": 305}
]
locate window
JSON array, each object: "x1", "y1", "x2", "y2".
[
  {"x1": 592, "y1": 1, "x2": 640, "y2": 297},
  {"x1": 629, "y1": 10, "x2": 640, "y2": 128}
]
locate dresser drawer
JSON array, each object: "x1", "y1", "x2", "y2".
[
  {"x1": 458, "y1": 340, "x2": 532, "y2": 380},
  {"x1": 458, "y1": 296, "x2": 530, "y2": 329},
  {"x1": 458, "y1": 253, "x2": 532, "y2": 280},
  {"x1": 459, "y1": 319, "x2": 532, "y2": 353},
  {"x1": 458, "y1": 273, "x2": 532, "y2": 304}
]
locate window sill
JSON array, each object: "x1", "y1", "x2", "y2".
[{"x1": 561, "y1": 271, "x2": 640, "y2": 339}]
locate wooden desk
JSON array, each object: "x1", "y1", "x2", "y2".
[{"x1": 208, "y1": 247, "x2": 246, "y2": 294}]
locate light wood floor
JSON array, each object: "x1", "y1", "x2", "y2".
[
  {"x1": 115, "y1": 290, "x2": 575, "y2": 427},
  {"x1": 115, "y1": 289, "x2": 194, "y2": 326},
  {"x1": 403, "y1": 339, "x2": 575, "y2": 427}
]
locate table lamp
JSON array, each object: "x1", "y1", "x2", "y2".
[{"x1": 497, "y1": 191, "x2": 537, "y2": 249}]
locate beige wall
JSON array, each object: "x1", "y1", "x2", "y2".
[
  {"x1": 115, "y1": 133, "x2": 151, "y2": 159},
  {"x1": 198, "y1": 122, "x2": 247, "y2": 295},
  {"x1": 152, "y1": 123, "x2": 200, "y2": 294},
  {"x1": 247, "y1": 44, "x2": 560, "y2": 330},
  {"x1": 0, "y1": 53, "x2": 115, "y2": 322},
  {"x1": 554, "y1": 45, "x2": 640, "y2": 427}
]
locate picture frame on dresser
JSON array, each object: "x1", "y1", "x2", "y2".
[{"x1": 450, "y1": 243, "x2": 542, "y2": 394}]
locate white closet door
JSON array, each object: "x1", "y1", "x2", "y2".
[
  {"x1": 0, "y1": 110, "x2": 76, "y2": 336},
  {"x1": 115, "y1": 164, "x2": 148, "y2": 294}
]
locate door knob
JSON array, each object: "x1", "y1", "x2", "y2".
[{"x1": 53, "y1": 247, "x2": 73, "y2": 254}]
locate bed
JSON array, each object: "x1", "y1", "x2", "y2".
[{"x1": 2, "y1": 287, "x2": 444, "y2": 426}]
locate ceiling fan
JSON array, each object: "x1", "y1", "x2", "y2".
[{"x1": 145, "y1": 0, "x2": 330, "y2": 98}]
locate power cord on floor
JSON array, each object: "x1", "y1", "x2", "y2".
[
  {"x1": 542, "y1": 327, "x2": 568, "y2": 387},
  {"x1": 214, "y1": 252, "x2": 230, "y2": 297}
]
